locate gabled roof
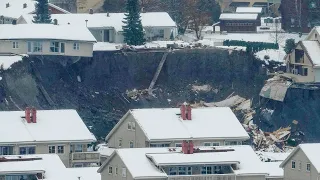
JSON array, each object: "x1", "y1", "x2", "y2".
[
  {"x1": 19, "y1": 12, "x2": 177, "y2": 31},
  {"x1": 0, "y1": 0, "x2": 70, "y2": 19},
  {"x1": 106, "y1": 107, "x2": 249, "y2": 141},
  {"x1": 236, "y1": 7, "x2": 263, "y2": 13},
  {"x1": 219, "y1": 13, "x2": 258, "y2": 20},
  {"x1": 305, "y1": 26, "x2": 320, "y2": 41},
  {"x1": 0, "y1": 109, "x2": 96, "y2": 144},
  {"x1": 280, "y1": 143, "x2": 320, "y2": 173},
  {"x1": 0, "y1": 24, "x2": 97, "y2": 42},
  {"x1": 98, "y1": 146, "x2": 268, "y2": 178},
  {"x1": 298, "y1": 40, "x2": 320, "y2": 66}
]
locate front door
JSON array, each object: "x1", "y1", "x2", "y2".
[
  {"x1": 60, "y1": 43, "x2": 65, "y2": 53},
  {"x1": 104, "y1": 30, "x2": 110, "y2": 42}
]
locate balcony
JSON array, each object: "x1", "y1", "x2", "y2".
[
  {"x1": 71, "y1": 152, "x2": 100, "y2": 163},
  {"x1": 168, "y1": 174, "x2": 236, "y2": 180}
]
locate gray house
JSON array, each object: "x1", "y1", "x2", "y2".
[
  {"x1": 105, "y1": 106, "x2": 250, "y2": 150},
  {"x1": 280, "y1": 143, "x2": 320, "y2": 180}
]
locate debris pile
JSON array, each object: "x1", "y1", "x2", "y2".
[{"x1": 126, "y1": 89, "x2": 148, "y2": 100}]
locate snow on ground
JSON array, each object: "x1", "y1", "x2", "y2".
[
  {"x1": 255, "y1": 49, "x2": 286, "y2": 63},
  {"x1": 93, "y1": 42, "x2": 122, "y2": 51},
  {"x1": 0, "y1": 56, "x2": 23, "y2": 70}
]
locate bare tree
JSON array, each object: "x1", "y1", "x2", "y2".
[{"x1": 269, "y1": 19, "x2": 285, "y2": 45}]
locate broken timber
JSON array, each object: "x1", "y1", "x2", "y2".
[{"x1": 148, "y1": 51, "x2": 170, "y2": 95}]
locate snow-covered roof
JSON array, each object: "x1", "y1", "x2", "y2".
[
  {"x1": 236, "y1": 7, "x2": 263, "y2": 13},
  {"x1": 107, "y1": 107, "x2": 249, "y2": 141},
  {"x1": 66, "y1": 167, "x2": 100, "y2": 180},
  {"x1": 0, "y1": 109, "x2": 96, "y2": 144},
  {"x1": 20, "y1": 12, "x2": 176, "y2": 31},
  {"x1": 261, "y1": 162, "x2": 283, "y2": 178},
  {"x1": 98, "y1": 146, "x2": 269, "y2": 178},
  {"x1": 0, "y1": 154, "x2": 99, "y2": 180},
  {"x1": 220, "y1": 13, "x2": 258, "y2": 20},
  {"x1": 256, "y1": 151, "x2": 290, "y2": 162},
  {"x1": 0, "y1": 154, "x2": 66, "y2": 177},
  {"x1": 98, "y1": 146, "x2": 116, "y2": 157},
  {"x1": 0, "y1": 0, "x2": 70, "y2": 19},
  {"x1": 0, "y1": 24, "x2": 96, "y2": 42},
  {"x1": 0, "y1": 55, "x2": 23, "y2": 70},
  {"x1": 280, "y1": 143, "x2": 320, "y2": 173},
  {"x1": 301, "y1": 41, "x2": 320, "y2": 66}
]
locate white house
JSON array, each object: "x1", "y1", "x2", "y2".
[
  {"x1": 236, "y1": 7, "x2": 263, "y2": 14},
  {"x1": 0, "y1": 24, "x2": 96, "y2": 57},
  {"x1": 0, "y1": 0, "x2": 70, "y2": 24},
  {"x1": 0, "y1": 154, "x2": 100, "y2": 180},
  {"x1": 97, "y1": 145, "x2": 283, "y2": 180},
  {"x1": 0, "y1": 108, "x2": 98, "y2": 167},
  {"x1": 17, "y1": 12, "x2": 178, "y2": 43}
]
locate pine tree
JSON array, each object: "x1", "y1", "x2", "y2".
[
  {"x1": 122, "y1": 0, "x2": 146, "y2": 45},
  {"x1": 33, "y1": 0, "x2": 52, "y2": 24}
]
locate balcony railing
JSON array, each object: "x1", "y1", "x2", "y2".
[
  {"x1": 71, "y1": 152, "x2": 100, "y2": 163},
  {"x1": 168, "y1": 174, "x2": 236, "y2": 180}
]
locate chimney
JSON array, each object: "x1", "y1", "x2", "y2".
[
  {"x1": 25, "y1": 107, "x2": 31, "y2": 123},
  {"x1": 23, "y1": 3, "x2": 27, "y2": 9},
  {"x1": 6, "y1": 3, "x2": 10, "y2": 8},
  {"x1": 180, "y1": 104, "x2": 186, "y2": 120},
  {"x1": 12, "y1": 20, "x2": 17, "y2": 25},
  {"x1": 181, "y1": 140, "x2": 194, "y2": 154},
  {"x1": 107, "y1": 12, "x2": 110, "y2": 17},
  {"x1": 53, "y1": 19, "x2": 58, "y2": 25},
  {"x1": 186, "y1": 105, "x2": 192, "y2": 120},
  {"x1": 89, "y1": 8, "x2": 93, "y2": 14},
  {"x1": 31, "y1": 108, "x2": 37, "y2": 123}
]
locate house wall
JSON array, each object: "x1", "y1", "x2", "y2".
[
  {"x1": 0, "y1": 40, "x2": 93, "y2": 57},
  {"x1": 146, "y1": 139, "x2": 245, "y2": 147},
  {"x1": 220, "y1": 20, "x2": 259, "y2": 33},
  {"x1": 236, "y1": 175, "x2": 266, "y2": 180},
  {"x1": 283, "y1": 149, "x2": 319, "y2": 180},
  {"x1": 0, "y1": 142, "x2": 89, "y2": 167},
  {"x1": 144, "y1": 27, "x2": 175, "y2": 41},
  {"x1": 286, "y1": 43, "x2": 316, "y2": 82},
  {"x1": 89, "y1": 28, "x2": 115, "y2": 43},
  {"x1": 107, "y1": 113, "x2": 147, "y2": 149},
  {"x1": 100, "y1": 153, "x2": 133, "y2": 180},
  {"x1": 305, "y1": 30, "x2": 320, "y2": 42}
]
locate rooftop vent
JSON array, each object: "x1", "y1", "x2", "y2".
[
  {"x1": 23, "y1": 3, "x2": 27, "y2": 8},
  {"x1": 89, "y1": 8, "x2": 93, "y2": 14},
  {"x1": 6, "y1": 3, "x2": 10, "y2": 8},
  {"x1": 12, "y1": 19, "x2": 17, "y2": 25},
  {"x1": 107, "y1": 12, "x2": 110, "y2": 17},
  {"x1": 53, "y1": 19, "x2": 58, "y2": 25}
]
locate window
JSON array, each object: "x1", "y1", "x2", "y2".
[
  {"x1": 315, "y1": 33, "x2": 318, "y2": 39},
  {"x1": 204, "y1": 142, "x2": 211, "y2": 146},
  {"x1": 122, "y1": 168, "x2": 127, "y2": 177},
  {"x1": 50, "y1": 42, "x2": 60, "y2": 52},
  {"x1": 298, "y1": 161, "x2": 302, "y2": 170},
  {"x1": 307, "y1": 163, "x2": 311, "y2": 172},
  {"x1": 74, "y1": 163, "x2": 84, "y2": 168},
  {"x1": 129, "y1": 141, "x2": 134, "y2": 148},
  {"x1": 150, "y1": 143, "x2": 170, "y2": 147},
  {"x1": 75, "y1": 144, "x2": 83, "y2": 152},
  {"x1": 178, "y1": 167, "x2": 186, "y2": 175},
  {"x1": 131, "y1": 122, "x2": 136, "y2": 131},
  {"x1": 187, "y1": 167, "x2": 192, "y2": 175},
  {"x1": 0, "y1": 146, "x2": 13, "y2": 155},
  {"x1": 57, "y1": 145, "x2": 64, "y2": 154},
  {"x1": 108, "y1": 166, "x2": 113, "y2": 174},
  {"x1": 291, "y1": 160, "x2": 296, "y2": 169},
  {"x1": 73, "y1": 43, "x2": 80, "y2": 50},
  {"x1": 118, "y1": 139, "x2": 122, "y2": 147},
  {"x1": 12, "y1": 42, "x2": 19, "y2": 49},
  {"x1": 303, "y1": 68, "x2": 308, "y2": 76},
  {"x1": 49, "y1": 146, "x2": 56, "y2": 154},
  {"x1": 127, "y1": 122, "x2": 132, "y2": 130},
  {"x1": 19, "y1": 146, "x2": 35, "y2": 155},
  {"x1": 175, "y1": 143, "x2": 182, "y2": 147},
  {"x1": 224, "y1": 141, "x2": 238, "y2": 146},
  {"x1": 115, "y1": 167, "x2": 118, "y2": 175},
  {"x1": 291, "y1": 18, "x2": 295, "y2": 24},
  {"x1": 159, "y1": 29, "x2": 164, "y2": 38},
  {"x1": 28, "y1": 41, "x2": 43, "y2": 53},
  {"x1": 212, "y1": 142, "x2": 220, "y2": 146},
  {"x1": 169, "y1": 167, "x2": 177, "y2": 175}
]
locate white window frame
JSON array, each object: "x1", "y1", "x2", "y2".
[
  {"x1": 12, "y1": 41, "x2": 19, "y2": 49},
  {"x1": 129, "y1": 141, "x2": 134, "y2": 148},
  {"x1": 19, "y1": 146, "x2": 36, "y2": 155},
  {"x1": 291, "y1": 160, "x2": 296, "y2": 169},
  {"x1": 307, "y1": 163, "x2": 311, "y2": 172},
  {"x1": 74, "y1": 144, "x2": 83, "y2": 152},
  {"x1": 48, "y1": 145, "x2": 56, "y2": 154},
  {"x1": 115, "y1": 167, "x2": 118, "y2": 175},
  {"x1": 108, "y1": 166, "x2": 113, "y2": 174},
  {"x1": 50, "y1": 41, "x2": 65, "y2": 53},
  {"x1": 57, "y1": 145, "x2": 65, "y2": 154},
  {"x1": 122, "y1": 167, "x2": 127, "y2": 177},
  {"x1": 118, "y1": 139, "x2": 122, "y2": 147},
  {"x1": 298, "y1": 160, "x2": 301, "y2": 170},
  {"x1": 127, "y1": 122, "x2": 132, "y2": 130},
  {"x1": 28, "y1": 41, "x2": 43, "y2": 53},
  {"x1": 131, "y1": 122, "x2": 136, "y2": 131},
  {"x1": 73, "y1": 42, "x2": 80, "y2": 50}
]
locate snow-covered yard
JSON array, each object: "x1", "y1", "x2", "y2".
[{"x1": 0, "y1": 55, "x2": 23, "y2": 70}]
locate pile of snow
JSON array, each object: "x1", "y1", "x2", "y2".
[{"x1": 0, "y1": 55, "x2": 24, "y2": 70}]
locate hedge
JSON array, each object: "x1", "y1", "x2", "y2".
[{"x1": 223, "y1": 40, "x2": 279, "y2": 53}]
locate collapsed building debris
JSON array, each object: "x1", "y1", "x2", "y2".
[{"x1": 260, "y1": 76, "x2": 292, "y2": 102}]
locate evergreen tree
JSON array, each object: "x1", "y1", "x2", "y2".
[
  {"x1": 284, "y1": 39, "x2": 296, "y2": 54},
  {"x1": 122, "y1": 0, "x2": 145, "y2": 45},
  {"x1": 33, "y1": 0, "x2": 52, "y2": 24}
]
